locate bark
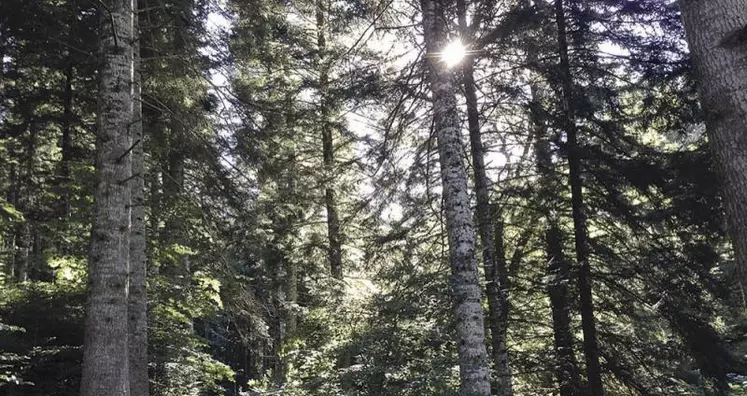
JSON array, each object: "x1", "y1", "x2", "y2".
[
  {"x1": 14, "y1": 117, "x2": 37, "y2": 282},
  {"x1": 5, "y1": 164, "x2": 18, "y2": 279},
  {"x1": 128, "y1": 8, "x2": 149, "y2": 395},
  {"x1": 421, "y1": 0, "x2": 491, "y2": 393},
  {"x1": 532, "y1": 87, "x2": 583, "y2": 396},
  {"x1": 13, "y1": 221, "x2": 30, "y2": 282},
  {"x1": 60, "y1": 62, "x2": 74, "y2": 224},
  {"x1": 274, "y1": 258, "x2": 287, "y2": 385},
  {"x1": 459, "y1": 42, "x2": 513, "y2": 395},
  {"x1": 148, "y1": 168, "x2": 161, "y2": 268},
  {"x1": 678, "y1": 0, "x2": 747, "y2": 303},
  {"x1": 545, "y1": 223, "x2": 583, "y2": 396},
  {"x1": 316, "y1": 0, "x2": 343, "y2": 280},
  {"x1": 491, "y1": 217, "x2": 513, "y2": 393},
  {"x1": 79, "y1": 0, "x2": 133, "y2": 394},
  {"x1": 287, "y1": 255, "x2": 298, "y2": 336},
  {"x1": 554, "y1": 0, "x2": 604, "y2": 393}
]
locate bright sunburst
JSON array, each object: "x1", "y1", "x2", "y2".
[{"x1": 440, "y1": 40, "x2": 467, "y2": 68}]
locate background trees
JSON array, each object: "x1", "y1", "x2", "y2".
[{"x1": 2, "y1": 0, "x2": 747, "y2": 395}]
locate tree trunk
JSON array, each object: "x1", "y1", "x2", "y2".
[
  {"x1": 60, "y1": 62, "x2": 74, "y2": 225},
  {"x1": 14, "y1": 123, "x2": 37, "y2": 282},
  {"x1": 545, "y1": 223, "x2": 583, "y2": 396},
  {"x1": 459, "y1": 40, "x2": 513, "y2": 394},
  {"x1": 678, "y1": 0, "x2": 747, "y2": 303},
  {"x1": 532, "y1": 85, "x2": 583, "y2": 396},
  {"x1": 148, "y1": 167, "x2": 161, "y2": 269},
  {"x1": 14, "y1": 221, "x2": 30, "y2": 282},
  {"x1": 316, "y1": 0, "x2": 343, "y2": 280},
  {"x1": 5, "y1": 164, "x2": 18, "y2": 280},
  {"x1": 421, "y1": 0, "x2": 492, "y2": 394},
  {"x1": 128, "y1": 7, "x2": 149, "y2": 394},
  {"x1": 79, "y1": 0, "x2": 133, "y2": 394},
  {"x1": 554, "y1": 1, "x2": 604, "y2": 394}
]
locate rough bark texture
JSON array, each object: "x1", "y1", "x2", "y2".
[
  {"x1": 422, "y1": 0, "x2": 491, "y2": 393},
  {"x1": 128, "y1": 9, "x2": 149, "y2": 395},
  {"x1": 460, "y1": 51, "x2": 513, "y2": 395},
  {"x1": 316, "y1": 0, "x2": 343, "y2": 280},
  {"x1": 554, "y1": 0, "x2": 604, "y2": 393},
  {"x1": 80, "y1": 0, "x2": 133, "y2": 394},
  {"x1": 678, "y1": 0, "x2": 747, "y2": 302}
]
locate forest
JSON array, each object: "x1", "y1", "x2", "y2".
[{"x1": 2, "y1": 0, "x2": 747, "y2": 395}]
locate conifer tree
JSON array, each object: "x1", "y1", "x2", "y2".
[{"x1": 80, "y1": 0, "x2": 134, "y2": 394}]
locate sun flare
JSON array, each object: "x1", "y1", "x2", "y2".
[{"x1": 440, "y1": 40, "x2": 467, "y2": 68}]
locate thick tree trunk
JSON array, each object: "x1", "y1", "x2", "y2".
[
  {"x1": 554, "y1": 1, "x2": 604, "y2": 394},
  {"x1": 422, "y1": 0, "x2": 491, "y2": 394},
  {"x1": 678, "y1": 0, "x2": 747, "y2": 303},
  {"x1": 128, "y1": 9, "x2": 149, "y2": 395},
  {"x1": 79, "y1": 0, "x2": 133, "y2": 394},
  {"x1": 316, "y1": 0, "x2": 343, "y2": 280}
]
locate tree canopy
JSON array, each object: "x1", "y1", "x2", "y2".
[{"x1": 2, "y1": 0, "x2": 747, "y2": 395}]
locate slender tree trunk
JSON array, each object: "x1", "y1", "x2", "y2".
[
  {"x1": 287, "y1": 255, "x2": 298, "y2": 336},
  {"x1": 128, "y1": 7, "x2": 149, "y2": 394},
  {"x1": 458, "y1": 33, "x2": 513, "y2": 393},
  {"x1": 148, "y1": 167, "x2": 161, "y2": 268},
  {"x1": 5, "y1": 164, "x2": 18, "y2": 280},
  {"x1": 316, "y1": 0, "x2": 343, "y2": 280},
  {"x1": 274, "y1": 255, "x2": 287, "y2": 385},
  {"x1": 491, "y1": 216, "x2": 513, "y2": 393},
  {"x1": 164, "y1": 115, "x2": 188, "y2": 275},
  {"x1": 14, "y1": 124, "x2": 37, "y2": 282},
  {"x1": 545, "y1": 223, "x2": 583, "y2": 396},
  {"x1": 60, "y1": 62, "x2": 74, "y2": 224},
  {"x1": 79, "y1": 0, "x2": 133, "y2": 393},
  {"x1": 422, "y1": 0, "x2": 491, "y2": 393},
  {"x1": 14, "y1": 221, "x2": 30, "y2": 282},
  {"x1": 678, "y1": 0, "x2": 747, "y2": 303},
  {"x1": 532, "y1": 83, "x2": 583, "y2": 396},
  {"x1": 554, "y1": 0, "x2": 604, "y2": 394}
]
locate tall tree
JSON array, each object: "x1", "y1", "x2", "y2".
[
  {"x1": 421, "y1": 0, "x2": 491, "y2": 394},
  {"x1": 79, "y1": 0, "x2": 134, "y2": 394},
  {"x1": 678, "y1": 0, "x2": 747, "y2": 304},
  {"x1": 531, "y1": 85, "x2": 583, "y2": 396},
  {"x1": 553, "y1": 0, "x2": 604, "y2": 393},
  {"x1": 128, "y1": 3, "x2": 148, "y2": 394},
  {"x1": 316, "y1": 0, "x2": 344, "y2": 280},
  {"x1": 456, "y1": 1, "x2": 512, "y2": 392}
]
